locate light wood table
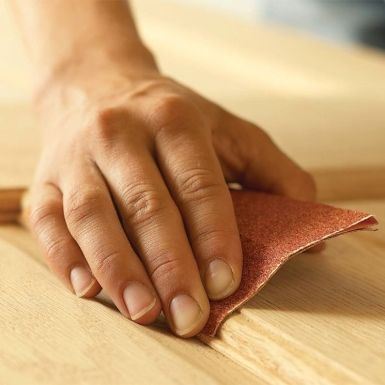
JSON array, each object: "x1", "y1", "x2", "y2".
[{"x1": 0, "y1": 1, "x2": 384, "y2": 384}]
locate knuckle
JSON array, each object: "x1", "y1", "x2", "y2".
[
  {"x1": 247, "y1": 124, "x2": 275, "y2": 155},
  {"x1": 252, "y1": 127, "x2": 275, "y2": 155},
  {"x1": 192, "y1": 226, "x2": 234, "y2": 246},
  {"x1": 29, "y1": 200, "x2": 60, "y2": 231},
  {"x1": 177, "y1": 167, "x2": 222, "y2": 203},
  {"x1": 93, "y1": 249, "x2": 121, "y2": 276},
  {"x1": 256, "y1": 127, "x2": 273, "y2": 143},
  {"x1": 121, "y1": 183, "x2": 167, "y2": 227},
  {"x1": 243, "y1": 121, "x2": 270, "y2": 141},
  {"x1": 148, "y1": 250, "x2": 182, "y2": 283},
  {"x1": 64, "y1": 187, "x2": 104, "y2": 228},
  {"x1": 150, "y1": 94, "x2": 191, "y2": 133},
  {"x1": 192, "y1": 226, "x2": 240, "y2": 262},
  {"x1": 94, "y1": 107, "x2": 128, "y2": 142},
  {"x1": 44, "y1": 236, "x2": 70, "y2": 263}
]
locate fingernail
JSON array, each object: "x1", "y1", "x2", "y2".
[
  {"x1": 204, "y1": 258, "x2": 235, "y2": 300},
  {"x1": 123, "y1": 282, "x2": 157, "y2": 321},
  {"x1": 170, "y1": 294, "x2": 203, "y2": 336},
  {"x1": 70, "y1": 266, "x2": 96, "y2": 297}
]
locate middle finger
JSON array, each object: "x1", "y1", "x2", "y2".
[{"x1": 94, "y1": 129, "x2": 209, "y2": 337}]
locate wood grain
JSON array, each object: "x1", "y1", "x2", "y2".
[
  {"x1": 0, "y1": 226, "x2": 260, "y2": 385},
  {"x1": 0, "y1": 199, "x2": 383, "y2": 384}
]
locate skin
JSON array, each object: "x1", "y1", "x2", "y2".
[{"x1": 10, "y1": 0, "x2": 318, "y2": 337}]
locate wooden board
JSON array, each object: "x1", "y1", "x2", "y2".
[
  {"x1": 0, "y1": 225, "x2": 260, "y2": 385},
  {"x1": 1, "y1": 199, "x2": 383, "y2": 384}
]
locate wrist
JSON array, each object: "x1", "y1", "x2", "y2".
[{"x1": 33, "y1": 42, "x2": 159, "y2": 108}]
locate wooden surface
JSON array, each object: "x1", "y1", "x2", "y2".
[
  {"x1": 0, "y1": 225, "x2": 259, "y2": 385},
  {"x1": 0, "y1": 0, "x2": 384, "y2": 384}
]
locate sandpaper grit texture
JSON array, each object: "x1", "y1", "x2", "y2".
[{"x1": 200, "y1": 190, "x2": 378, "y2": 337}]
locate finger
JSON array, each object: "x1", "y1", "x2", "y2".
[
  {"x1": 215, "y1": 112, "x2": 317, "y2": 202},
  {"x1": 60, "y1": 160, "x2": 162, "y2": 325},
  {"x1": 154, "y1": 121, "x2": 243, "y2": 301},
  {"x1": 93, "y1": 123, "x2": 209, "y2": 337},
  {"x1": 28, "y1": 182, "x2": 101, "y2": 298}
]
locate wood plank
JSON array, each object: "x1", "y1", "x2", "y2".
[
  {"x1": 201, "y1": 200, "x2": 385, "y2": 385},
  {"x1": 0, "y1": 226, "x2": 259, "y2": 385},
  {"x1": 1, "y1": 200, "x2": 383, "y2": 384}
]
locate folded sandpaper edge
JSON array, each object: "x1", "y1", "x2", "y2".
[{"x1": 198, "y1": 213, "x2": 378, "y2": 339}]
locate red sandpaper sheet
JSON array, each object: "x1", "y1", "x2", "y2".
[{"x1": 200, "y1": 190, "x2": 378, "y2": 337}]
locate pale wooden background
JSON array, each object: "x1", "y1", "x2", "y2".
[{"x1": 0, "y1": 0, "x2": 384, "y2": 384}]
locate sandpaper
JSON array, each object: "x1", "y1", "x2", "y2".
[{"x1": 200, "y1": 190, "x2": 378, "y2": 337}]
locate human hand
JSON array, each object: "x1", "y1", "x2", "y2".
[{"x1": 28, "y1": 71, "x2": 316, "y2": 337}]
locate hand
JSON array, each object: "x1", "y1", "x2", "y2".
[{"x1": 28, "y1": 72, "x2": 316, "y2": 337}]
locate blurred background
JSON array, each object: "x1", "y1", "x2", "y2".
[{"x1": 177, "y1": 0, "x2": 385, "y2": 49}]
